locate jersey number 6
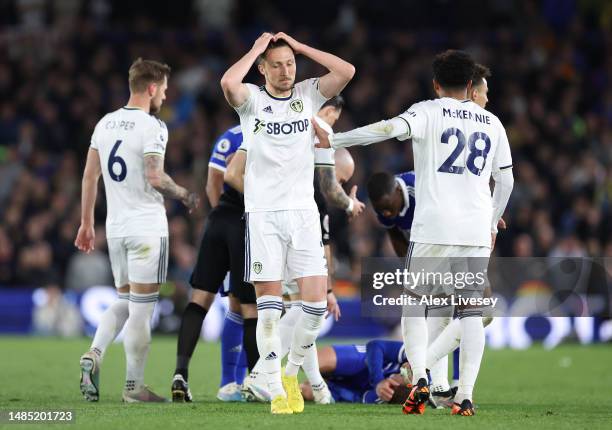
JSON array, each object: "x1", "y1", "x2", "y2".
[
  {"x1": 108, "y1": 139, "x2": 127, "y2": 182},
  {"x1": 437, "y1": 128, "x2": 491, "y2": 176}
]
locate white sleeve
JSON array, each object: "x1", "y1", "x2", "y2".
[
  {"x1": 143, "y1": 119, "x2": 168, "y2": 156},
  {"x1": 238, "y1": 139, "x2": 248, "y2": 152},
  {"x1": 491, "y1": 168, "x2": 514, "y2": 233},
  {"x1": 90, "y1": 120, "x2": 102, "y2": 150},
  {"x1": 395, "y1": 102, "x2": 428, "y2": 141},
  {"x1": 315, "y1": 148, "x2": 335, "y2": 166},
  {"x1": 330, "y1": 117, "x2": 410, "y2": 149},
  {"x1": 303, "y1": 78, "x2": 329, "y2": 111},
  {"x1": 492, "y1": 123, "x2": 513, "y2": 172},
  {"x1": 234, "y1": 84, "x2": 258, "y2": 117}
]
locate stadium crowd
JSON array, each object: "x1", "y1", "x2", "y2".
[{"x1": 0, "y1": 0, "x2": 610, "y2": 292}]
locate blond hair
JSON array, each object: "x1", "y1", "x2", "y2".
[{"x1": 128, "y1": 58, "x2": 171, "y2": 93}]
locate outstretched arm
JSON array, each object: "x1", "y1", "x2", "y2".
[
  {"x1": 313, "y1": 117, "x2": 410, "y2": 149},
  {"x1": 273, "y1": 32, "x2": 355, "y2": 98},
  {"x1": 144, "y1": 154, "x2": 199, "y2": 211},
  {"x1": 75, "y1": 148, "x2": 102, "y2": 253},
  {"x1": 220, "y1": 33, "x2": 274, "y2": 108}
]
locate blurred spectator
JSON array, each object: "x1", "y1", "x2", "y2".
[
  {"x1": 64, "y1": 226, "x2": 113, "y2": 291},
  {"x1": 32, "y1": 285, "x2": 83, "y2": 337},
  {"x1": 0, "y1": 0, "x2": 609, "y2": 291}
]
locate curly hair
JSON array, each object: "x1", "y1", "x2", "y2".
[{"x1": 432, "y1": 49, "x2": 475, "y2": 89}]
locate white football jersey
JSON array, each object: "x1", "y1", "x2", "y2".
[
  {"x1": 397, "y1": 98, "x2": 512, "y2": 247},
  {"x1": 90, "y1": 107, "x2": 169, "y2": 238},
  {"x1": 235, "y1": 79, "x2": 328, "y2": 212}
]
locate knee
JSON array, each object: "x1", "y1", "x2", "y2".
[{"x1": 191, "y1": 290, "x2": 215, "y2": 309}]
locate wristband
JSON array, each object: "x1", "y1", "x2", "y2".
[
  {"x1": 327, "y1": 289, "x2": 333, "y2": 294},
  {"x1": 345, "y1": 199, "x2": 354, "y2": 214}
]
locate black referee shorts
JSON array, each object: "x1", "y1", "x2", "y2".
[{"x1": 190, "y1": 204, "x2": 256, "y2": 304}]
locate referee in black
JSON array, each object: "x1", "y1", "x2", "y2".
[{"x1": 171, "y1": 126, "x2": 257, "y2": 402}]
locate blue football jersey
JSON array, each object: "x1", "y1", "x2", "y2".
[
  {"x1": 208, "y1": 125, "x2": 242, "y2": 192},
  {"x1": 376, "y1": 171, "x2": 416, "y2": 233},
  {"x1": 327, "y1": 341, "x2": 406, "y2": 402}
]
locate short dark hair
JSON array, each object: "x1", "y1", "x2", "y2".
[
  {"x1": 321, "y1": 95, "x2": 345, "y2": 111},
  {"x1": 367, "y1": 172, "x2": 396, "y2": 203},
  {"x1": 432, "y1": 50, "x2": 475, "y2": 90},
  {"x1": 128, "y1": 58, "x2": 171, "y2": 93},
  {"x1": 257, "y1": 39, "x2": 294, "y2": 64},
  {"x1": 472, "y1": 63, "x2": 491, "y2": 87},
  {"x1": 389, "y1": 384, "x2": 411, "y2": 405}
]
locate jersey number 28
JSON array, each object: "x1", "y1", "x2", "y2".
[
  {"x1": 437, "y1": 128, "x2": 491, "y2": 176},
  {"x1": 108, "y1": 139, "x2": 127, "y2": 182}
]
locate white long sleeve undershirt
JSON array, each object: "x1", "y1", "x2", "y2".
[
  {"x1": 329, "y1": 117, "x2": 410, "y2": 149},
  {"x1": 491, "y1": 167, "x2": 514, "y2": 233}
]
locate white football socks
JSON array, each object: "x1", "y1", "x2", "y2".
[
  {"x1": 249, "y1": 300, "x2": 301, "y2": 377},
  {"x1": 279, "y1": 301, "x2": 302, "y2": 357},
  {"x1": 426, "y1": 307, "x2": 452, "y2": 392},
  {"x1": 401, "y1": 312, "x2": 428, "y2": 385},
  {"x1": 90, "y1": 292, "x2": 129, "y2": 360},
  {"x1": 301, "y1": 342, "x2": 325, "y2": 388},
  {"x1": 256, "y1": 295, "x2": 284, "y2": 398},
  {"x1": 124, "y1": 292, "x2": 158, "y2": 391},
  {"x1": 285, "y1": 301, "x2": 326, "y2": 377},
  {"x1": 426, "y1": 317, "x2": 461, "y2": 371},
  {"x1": 456, "y1": 315, "x2": 485, "y2": 403}
]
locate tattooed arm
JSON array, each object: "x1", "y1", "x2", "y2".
[
  {"x1": 315, "y1": 166, "x2": 365, "y2": 217},
  {"x1": 144, "y1": 154, "x2": 199, "y2": 211}
]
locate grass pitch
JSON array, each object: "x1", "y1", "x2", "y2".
[{"x1": 1, "y1": 336, "x2": 611, "y2": 429}]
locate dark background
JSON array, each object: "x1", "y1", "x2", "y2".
[{"x1": 0, "y1": 0, "x2": 610, "y2": 295}]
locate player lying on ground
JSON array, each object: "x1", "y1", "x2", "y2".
[
  {"x1": 171, "y1": 125, "x2": 258, "y2": 403},
  {"x1": 301, "y1": 341, "x2": 411, "y2": 404},
  {"x1": 314, "y1": 50, "x2": 513, "y2": 416},
  {"x1": 76, "y1": 58, "x2": 199, "y2": 403},
  {"x1": 221, "y1": 31, "x2": 354, "y2": 414}
]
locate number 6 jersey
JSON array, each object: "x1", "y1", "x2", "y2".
[
  {"x1": 396, "y1": 98, "x2": 512, "y2": 247},
  {"x1": 90, "y1": 107, "x2": 169, "y2": 238}
]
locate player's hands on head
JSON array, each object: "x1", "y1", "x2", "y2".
[
  {"x1": 74, "y1": 224, "x2": 95, "y2": 254},
  {"x1": 348, "y1": 185, "x2": 365, "y2": 220},
  {"x1": 252, "y1": 33, "x2": 274, "y2": 55},
  {"x1": 182, "y1": 192, "x2": 200, "y2": 213},
  {"x1": 375, "y1": 377, "x2": 400, "y2": 402},
  {"x1": 326, "y1": 291, "x2": 341, "y2": 321},
  {"x1": 312, "y1": 118, "x2": 331, "y2": 148},
  {"x1": 272, "y1": 32, "x2": 303, "y2": 54}
]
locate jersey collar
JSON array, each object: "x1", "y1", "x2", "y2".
[
  {"x1": 263, "y1": 86, "x2": 293, "y2": 101},
  {"x1": 396, "y1": 176, "x2": 410, "y2": 217}
]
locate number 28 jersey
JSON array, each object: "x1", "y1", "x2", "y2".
[
  {"x1": 397, "y1": 98, "x2": 512, "y2": 247},
  {"x1": 90, "y1": 107, "x2": 168, "y2": 239}
]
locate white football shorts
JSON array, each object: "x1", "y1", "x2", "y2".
[
  {"x1": 405, "y1": 242, "x2": 490, "y2": 297},
  {"x1": 245, "y1": 209, "x2": 327, "y2": 283},
  {"x1": 107, "y1": 236, "x2": 169, "y2": 287}
]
